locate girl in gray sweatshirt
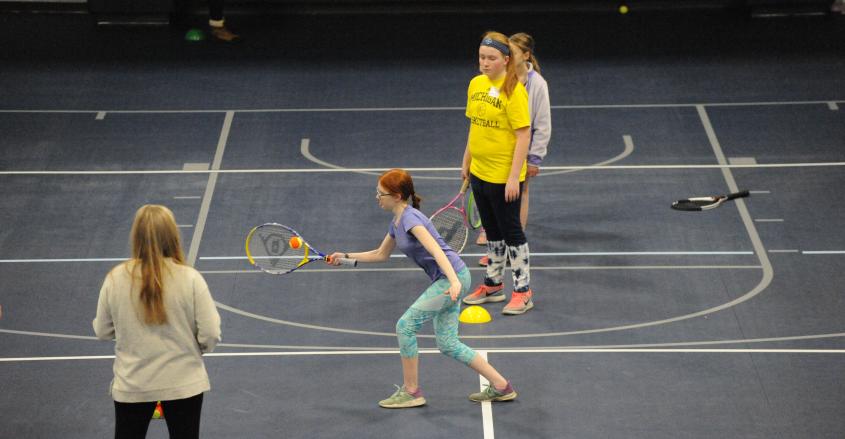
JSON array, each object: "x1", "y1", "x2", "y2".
[{"x1": 94, "y1": 205, "x2": 221, "y2": 439}]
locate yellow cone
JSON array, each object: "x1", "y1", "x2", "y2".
[{"x1": 459, "y1": 305, "x2": 492, "y2": 324}]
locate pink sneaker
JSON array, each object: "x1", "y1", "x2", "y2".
[
  {"x1": 503, "y1": 290, "x2": 533, "y2": 315},
  {"x1": 462, "y1": 283, "x2": 505, "y2": 305},
  {"x1": 476, "y1": 230, "x2": 488, "y2": 246}
]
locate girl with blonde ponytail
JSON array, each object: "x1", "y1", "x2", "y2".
[
  {"x1": 94, "y1": 205, "x2": 221, "y2": 439},
  {"x1": 509, "y1": 32, "x2": 551, "y2": 235},
  {"x1": 129, "y1": 205, "x2": 185, "y2": 325}
]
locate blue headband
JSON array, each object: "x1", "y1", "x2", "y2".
[{"x1": 481, "y1": 37, "x2": 510, "y2": 56}]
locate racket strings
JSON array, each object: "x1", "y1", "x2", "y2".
[
  {"x1": 467, "y1": 193, "x2": 482, "y2": 229},
  {"x1": 431, "y1": 208, "x2": 468, "y2": 252},
  {"x1": 247, "y1": 226, "x2": 307, "y2": 273}
]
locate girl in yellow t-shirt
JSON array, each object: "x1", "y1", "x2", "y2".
[{"x1": 460, "y1": 31, "x2": 534, "y2": 315}]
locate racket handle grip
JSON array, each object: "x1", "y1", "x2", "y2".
[
  {"x1": 726, "y1": 190, "x2": 750, "y2": 200},
  {"x1": 336, "y1": 257, "x2": 358, "y2": 267},
  {"x1": 460, "y1": 178, "x2": 470, "y2": 193}
]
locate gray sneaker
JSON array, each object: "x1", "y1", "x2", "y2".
[
  {"x1": 378, "y1": 385, "x2": 426, "y2": 409},
  {"x1": 469, "y1": 383, "x2": 517, "y2": 402}
]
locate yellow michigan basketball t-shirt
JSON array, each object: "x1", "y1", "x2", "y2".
[{"x1": 466, "y1": 74, "x2": 531, "y2": 183}]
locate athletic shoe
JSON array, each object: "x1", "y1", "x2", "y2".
[
  {"x1": 210, "y1": 26, "x2": 240, "y2": 42},
  {"x1": 502, "y1": 290, "x2": 533, "y2": 315},
  {"x1": 378, "y1": 385, "x2": 426, "y2": 409},
  {"x1": 463, "y1": 283, "x2": 505, "y2": 305},
  {"x1": 476, "y1": 230, "x2": 488, "y2": 246},
  {"x1": 469, "y1": 382, "x2": 517, "y2": 402}
]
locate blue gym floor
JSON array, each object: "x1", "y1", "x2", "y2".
[{"x1": 1, "y1": 9, "x2": 844, "y2": 439}]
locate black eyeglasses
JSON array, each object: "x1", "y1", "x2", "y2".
[{"x1": 376, "y1": 190, "x2": 392, "y2": 198}]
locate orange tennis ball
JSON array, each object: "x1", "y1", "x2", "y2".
[
  {"x1": 152, "y1": 402, "x2": 164, "y2": 419},
  {"x1": 289, "y1": 236, "x2": 302, "y2": 249}
]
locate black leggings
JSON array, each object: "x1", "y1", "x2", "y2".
[
  {"x1": 208, "y1": 0, "x2": 223, "y2": 21},
  {"x1": 114, "y1": 393, "x2": 204, "y2": 439},
  {"x1": 470, "y1": 173, "x2": 526, "y2": 246}
]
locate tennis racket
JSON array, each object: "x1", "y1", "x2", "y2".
[
  {"x1": 466, "y1": 190, "x2": 482, "y2": 230},
  {"x1": 430, "y1": 179, "x2": 470, "y2": 253},
  {"x1": 671, "y1": 190, "x2": 750, "y2": 211},
  {"x1": 245, "y1": 223, "x2": 357, "y2": 275}
]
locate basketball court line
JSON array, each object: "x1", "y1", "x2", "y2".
[
  {"x1": 187, "y1": 111, "x2": 233, "y2": 266},
  {"x1": 3, "y1": 161, "x2": 845, "y2": 175},
  {"x1": 0, "y1": 252, "x2": 761, "y2": 263},
  {"x1": 191, "y1": 104, "x2": 779, "y2": 340},
  {"x1": 3, "y1": 328, "x2": 844, "y2": 351},
  {"x1": 198, "y1": 265, "x2": 762, "y2": 274},
  {"x1": 0, "y1": 98, "x2": 842, "y2": 114},
  {"x1": 3, "y1": 347, "x2": 845, "y2": 364},
  {"x1": 300, "y1": 134, "x2": 635, "y2": 180}
]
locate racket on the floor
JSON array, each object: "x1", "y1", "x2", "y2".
[
  {"x1": 671, "y1": 190, "x2": 750, "y2": 211},
  {"x1": 430, "y1": 179, "x2": 470, "y2": 253},
  {"x1": 245, "y1": 223, "x2": 357, "y2": 274},
  {"x1": 466, "y1": 190, "x2": 482, "y2": 230}
]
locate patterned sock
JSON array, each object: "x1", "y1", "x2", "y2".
[
  {"x1": 508, "y1": 243, "x2": 530, "y2": 292},
  {"x1": 485, "y1": 240, "x2": 506, "y2": 285}
]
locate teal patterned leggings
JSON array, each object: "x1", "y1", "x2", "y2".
[{"x1": 396, "y1": 267, "x2": 476, "y2": 366}]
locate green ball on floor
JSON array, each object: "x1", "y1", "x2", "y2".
[{"x1": 185, "y1": 28, "x2": 206, "y2": 42}]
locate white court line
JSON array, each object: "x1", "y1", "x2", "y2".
[
  {"x1": 173, "y1": 196, "x2": 202, "y2": 200},
  {"x1": 187, "y1": 111, "x2": 233, "y2": 266},
  {"x1": 177, "y1": 224, "x2": 194, "y2": 228},
  {"x1": 803, "y1": 251, "x2": 845, "y2": 255},
  {"x1": 95, "y1": 112, "x2": 106, "y2": 120},
  {"x1": 0, "y1": 258, "x2": 126, "y2": 263},
  {"x1": 199, "y1": 265, "x2": 762, "y2": 274},
  {"x1": 3, "y1": 162, "x2": 845, "y2": 175},
  {"x1": 696, "y1": 104, "x2": 775, "y2": 328},
  {"x1": 200, "y1": 251, "x2": 754, "y2": 261},
  {"x1": 754, "y1": 219, "x2": 784, "y2": 223},
  {"x1": 301, "y1": 134, "x2": 634, "y2": 180},
  {"x1": 4, "y1": 348, "x2": 845, "y2": 363},
  {"x1": 749, "y1": 191, "x2": 771, "y2": 194},
  {"x1": 4, "y1": 327, "x2": 844, "y2": 349},
  {"x1": 0, "y1": 99, "x2": 842, "y2": 114},
  {"x1": 768, "y1": 250, "x2": 799, "y2": 253},
  {"x1": 478, "y1": 350, "x2": 494, "y2": 439},
  {"x1": 536, "y1": 134, "x2": 634, "y2": 176},
  {"x1": 0, "y1": 253, "x2": 763, "y2": 264}
]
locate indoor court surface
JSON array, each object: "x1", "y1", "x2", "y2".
[{"x1": 1, "y1": 5, "x2": 844, "y2": 439}]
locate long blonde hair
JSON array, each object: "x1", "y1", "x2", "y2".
[
  {"x1": 481, "y1": 31, "x2": 520, "y2": 99},
  {"x1": 509, "y1": 32, "x2": 542, "y2": 74},
  {"x1": 128, "y1": 204, "x2": 185, "y2": 325}
]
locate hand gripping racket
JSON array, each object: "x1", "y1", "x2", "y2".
[{"x1": 245, "y1": 223, "x2": 357, "y2": 274}]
